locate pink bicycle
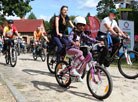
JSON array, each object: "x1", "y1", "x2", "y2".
[{"x1": 55, "y1": 44, "x2": 113, "y2": 100}]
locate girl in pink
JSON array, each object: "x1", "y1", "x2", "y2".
[{"x1": 66, "y1": 16, "x2": 103, "y2": 82}]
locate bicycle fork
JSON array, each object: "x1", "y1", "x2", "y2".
[
  {"x1": 124, "y1": 49, "x2": 132, "y2": 65},
  {"x1": 90, "y1": 61, "x2": 101, "y2": 84}
]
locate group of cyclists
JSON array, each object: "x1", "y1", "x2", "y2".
[
  {"x1": 0, "y1": 5, "x2": 137, "y2": 100},
  {"x1": 0, "y1": 5, "x2": 129, "y2": 74}
]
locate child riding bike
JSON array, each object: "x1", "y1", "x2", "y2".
[
  {"x1": 66, "y1": 16, "x2": 103, "y2": 82},
  {"x1": 2, "y1": 19, "x2": 20, "y2": 54}
]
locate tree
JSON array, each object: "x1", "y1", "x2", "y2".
[
  {"x1": 0, "y1": 0, "x2": 34, "y2": 18},
  {"x1": 44, "y1": 20, "x2": 51, "y2": 32},
  {"x1": 96, "y1": 0, "x2": 116, "y2": 20},
  {"x1": 27, "y1": 12, "x2": 37, "y2": 19}
]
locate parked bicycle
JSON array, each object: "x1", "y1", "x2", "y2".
[
  {"x1": 92, "y1": 37, "x2": 138, "y2": 79},
  {"x1": 55, "y1": 44, "x2": 113, "y2": 100}
]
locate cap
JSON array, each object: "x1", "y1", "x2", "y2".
[{"x1": 109, "y1": 8, "x2": 119, "y2": 15}]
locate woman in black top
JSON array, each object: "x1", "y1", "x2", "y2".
[{"x1": 52, "y1": 5, "x2": 74, "y2": 61}]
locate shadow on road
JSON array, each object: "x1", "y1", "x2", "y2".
[
  {"x1": 19, "y1": 58, "x2": 41, "y2": 62},
  {"x1": 22, "y1": 69, "x2": 54, "y2": 77},
  {"x1": 31, "y1": 80, "x2": 103, "y2": 102},
  {"x1": 0, "y1": 62, "x2": 6, "y2": 66}
]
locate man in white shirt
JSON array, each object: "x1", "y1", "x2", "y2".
[{"x1": 97, "y1": 8, "x2": 128, "y2": 67}]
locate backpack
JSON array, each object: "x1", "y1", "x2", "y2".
[{"x1": 50, "y1": 16, "x2": 60, "y2": 30}]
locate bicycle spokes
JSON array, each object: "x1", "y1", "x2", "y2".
[{"x1": 87, "y1": 66, "x2": 112, "y2": 99}]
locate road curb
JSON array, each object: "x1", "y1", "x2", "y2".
[{"x1": 0, "y1": 73, "x2": 26, "y2": 102}]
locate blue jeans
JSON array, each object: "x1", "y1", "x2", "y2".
[{"x1": 53, "y1": 36, "x2": 69, "y2": 61}]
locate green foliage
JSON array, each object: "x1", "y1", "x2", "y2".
[
  {"x1": 69, "y1": 15, "x2": 75, "y2": 22},
  {"x1": 44, "y1": 20, "x2": 50, "y2": 32},
  {"x1": 0, "y1": 0, "x2": 34, "y2": 18},
  {"x1": 27, "y1": 12, "x2": 37, "y2": 19},
  {"x1": 96, "y1": 0, "x2": 116, "y2": 20},
  {"x1": 128, "y1": 10, "x2": 138, "y2": 34}
]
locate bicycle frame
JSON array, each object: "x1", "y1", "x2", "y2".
[
  {"x1": 107, "y1": 38, "x2": 130, "y2": 64},
  {"x1": 63, "y1": 46, "x2": 99, "y2": 78}
]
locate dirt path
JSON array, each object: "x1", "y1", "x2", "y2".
[
  {"x1": 0, "y1": 76, "x2": 16, "y2": 102},
  {"x1": 0, "y1": 53, "x2": 138, "y2": 102}
]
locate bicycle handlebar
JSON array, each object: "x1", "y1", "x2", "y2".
[{"x1": 80, "y1": 43, "x2": 104, "y2": 51}]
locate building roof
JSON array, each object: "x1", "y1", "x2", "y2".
[{"x1": 14, "y1": 19, "x2": 45, "y2": 33}]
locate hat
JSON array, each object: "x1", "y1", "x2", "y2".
[
  {"x1": 109, "y1": 9, "x2": 119, "y2": 15},
  {"x1": 73, "y1": 16, "x2": 86, "y2": 25}
]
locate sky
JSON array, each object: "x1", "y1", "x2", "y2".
[{"x1": 6, "y1": 0, "x2": 100, "y2": 21}]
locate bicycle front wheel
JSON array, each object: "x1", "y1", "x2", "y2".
[
  {"x1": 118, "y1": 50, "x2": 138, "y2": 79},
  {"x1": 87, "y1": 66, "x2": 113, "y2": 100},
  {"x1": 47, "y1": 53, "x2": 57, "y2": 74},
  {"x1": 41, "y1": 49, "x2": 46, "y2": 62},
  {"x1": 10, "y1": 47, "x2": 17, "y2": 67},
  {"x1": 5, "y1": 52, "x2": 10, "y2": 64}
]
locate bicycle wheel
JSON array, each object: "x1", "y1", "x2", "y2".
[
  {"x1": 5, "y1": 52, "x2": 10, "y2": 64},
  {"x1": 41, "y1": 49, "x2": 46, "y2": 62},
  {"x1": 55, "y1": 61, "x2": 71, "y2": 88},
  {"x1": 33, "y1": 53, "x2": 37, "y2": 60},
  {"x1": 118, "y1": 50, "x2": 138, "y2": 79},
  {"x1": 47, "y1": 53, "x2": 57, "y2": 74},
  {"x1": 10, "y1": 47, "x2": 17, "y2": 67},
  {"x1": 87, "y1": 66, "x2": 113, "y2": 100}
]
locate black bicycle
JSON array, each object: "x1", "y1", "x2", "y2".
[
  {"x1": 33, "y1": 41, "x2": 46, "y2": 62},
  {"x1": 47, "y1": 40, "x2": 67, "y2": 74},
  {"x1": 4, "y1": 38, "x2": 17, "y2": 67},
  {"x1": 92, "y1": 37, "x2": 138, "y2": 79}
]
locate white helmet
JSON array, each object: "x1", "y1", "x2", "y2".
[{"x1": 73, "y1": 16, "x2": 86, "y2": 25}]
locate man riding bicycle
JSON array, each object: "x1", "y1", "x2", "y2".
[
  {"x1": 97, "y1": 8, "x2": 129, "y2": 67},
  {"x1": 33, "y1": 27, "x2": 49, "y2": 54},
  {"x1": 2, "y1": 19, "x2": 20, "y2": 54}
]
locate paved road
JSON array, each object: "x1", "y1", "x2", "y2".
[{"x1": 0, "y1": 53, "x2": 138, "y2": 102}]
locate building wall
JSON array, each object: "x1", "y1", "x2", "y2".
[{"x1": 20, "y1": 32, "x2": 33, "y2": 44}]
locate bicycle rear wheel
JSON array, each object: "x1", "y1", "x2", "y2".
[
  {"x1": 10, "y1": 47, "x2": 17, "y2": 67},
  {"x1": 87, "y1": 66, "x2": 113, "y2": 100},
  {"x1": 55, "y1": 61, "x2": 71, "y2": 88},
  {"x1": 118, "y1": 50, "x2": 138, "y2": 79}
]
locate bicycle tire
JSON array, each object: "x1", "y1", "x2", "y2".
[
  {"x1": 5, "y1": 52, "x2": 10, "y2": 64},
  {"x1": 87, "y1": 66, "x2": 113, "y2": 100},
  {"x1": 55, "y1": 61, "x2": 71, "y2": 88},
  {"x1": 33, "y1": 53, "x2": 37, "y2": 60},
  {"x1": 47, "y1": 53, "x2": 57, "y2": 74},
  {"x1": 41, "y1": 49, "x2": 46, "y2": 62},
  {"x1": 10, "y1": 47, "x2": 17, "y2": 67},
  {"x1": 118, "y1": 50, "x2": 138, "y2": 79}
]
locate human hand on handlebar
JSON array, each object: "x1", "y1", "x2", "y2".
[
  {"x1": 75, "y1": 41, "x2": 80, "y2": 47},
  {"x1": 58, "y1": 33, "x2": 63, "y2": 37}
]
